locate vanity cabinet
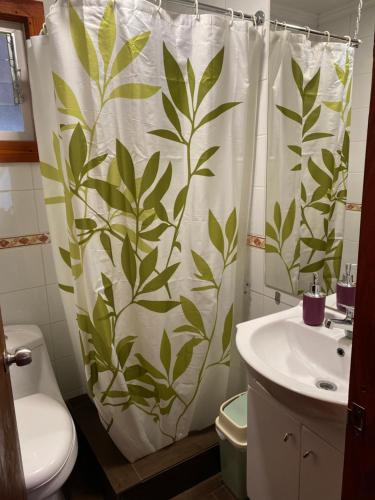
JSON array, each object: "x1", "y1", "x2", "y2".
[
  {"x1": 247, "y1": 386, "x2": 300, "y2": 500},
  {"x1": 299, "y1": 427, "x2": 344, "y2": 500},
  {"x1": 247, "y1": 386, "x2": 344, "y2": 500}
]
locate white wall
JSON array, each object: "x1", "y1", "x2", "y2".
[
  {"x1": 0, "y1": 164, "x2": 84, "y2": 399},
  {"x1": 271, "y1": 3, "x2": 319, "y2": 28}
]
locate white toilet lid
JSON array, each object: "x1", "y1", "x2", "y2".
[{"x1": 14, "y1": 393, "x2": 76, "y2": 491}]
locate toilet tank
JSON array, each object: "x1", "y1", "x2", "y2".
[{"x1": 4, "y1": 325, "x2": 64, "y2": 404}]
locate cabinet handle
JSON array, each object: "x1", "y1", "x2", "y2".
[
  {"x1": 283, "y1": 432, "x2": 293, "y2": 442},
  {"x1": 303, "y1": 450, "x2": 313, "y2": 458}
]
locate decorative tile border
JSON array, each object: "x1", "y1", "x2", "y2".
[
  {"x1": 346, "y1": 203, "x2": 362, "y2": 212},
  {"x1": 247, "y1": 204, "x2": 362, "y2": 249},
  {"x1": 247, "y1": 234, "x2": 265, "y2": 249},
  {"x1": 0, "y1": 233, "x2": 50, "y2": 250},
  {"x1": 0, "y1": 200, "x2": 362, "y2": 251}
]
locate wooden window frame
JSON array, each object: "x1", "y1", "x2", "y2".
[{"x1": 0, "y1": 0, "x2": 44, "y2": 163}]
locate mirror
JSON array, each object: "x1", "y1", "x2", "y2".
[{"x1": 266, "y1": 1, "x2": 368, "y2": 300}]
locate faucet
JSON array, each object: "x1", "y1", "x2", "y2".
[{"x1": 325, "y1": 306, "x2": 354, "y2": 339}]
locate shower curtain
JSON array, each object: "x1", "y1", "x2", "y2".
[
  {"x1": 28, "y1": 0, "x2": 262, "y2": 461},
  {"x1": 266, "y1": 30, "x2": 353, "y2": 295}
]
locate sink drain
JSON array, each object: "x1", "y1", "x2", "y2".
[{"x1": 316, "y1": 380, "x2": 338, "y2": 391}]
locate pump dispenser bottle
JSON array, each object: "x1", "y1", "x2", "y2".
[
  {"x1": 336, "y1": 263, "x2": 356, "y2": 312},
  {"x1": 303, "y1": 272, "x2": 326, "y2": 326}
]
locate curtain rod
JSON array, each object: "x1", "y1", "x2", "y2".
[
  {"x1": 164, "y1": 1, "x2": 361, "y2": 48},
  {"x1": 269, "y1": 19, "x2": 361, "y2": 48},
  {"x1": 42, "y1": 1, "x2": 362, "y2": 48},
  {"x1": 160, "y1": 0, "x2": 260, "y2": 23}
]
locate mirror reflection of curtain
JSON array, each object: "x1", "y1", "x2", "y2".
[{"x1": 266, "y1": 30, "x2": 353, "y2": 296}]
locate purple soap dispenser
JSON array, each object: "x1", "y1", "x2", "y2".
[
  {"x1": 303, "y1": 272, "x2": 326, "y2": 326},
  {"x1": 336, "y1": 263, "x2": 357, "y2": 312}
]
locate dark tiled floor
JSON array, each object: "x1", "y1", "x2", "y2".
[
  {"x1": 171, "y1": 475, "x2": 237, "y2": 499},
  {"x1": 65, "y1": 468, "x2": 236, "y2": 500}
]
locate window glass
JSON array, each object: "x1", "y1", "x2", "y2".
[{"x1": 0, "y1": 33, "x2": 24, "y2": 132}]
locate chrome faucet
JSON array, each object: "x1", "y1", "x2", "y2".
[{"x1": 325, "y1": 305, "x2": 354, "y2": 339}]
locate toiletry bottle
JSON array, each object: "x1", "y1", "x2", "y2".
[
  {"x1": 336, "y1": 263, "x2": 357, "y2": 312},
  {"x1": 303, "y1": 272, "x2": 326, "y2": 326}
]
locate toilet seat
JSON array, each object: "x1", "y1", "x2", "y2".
[{"x1": 15, "y1": 393, "x2": 77, "y2": 499}]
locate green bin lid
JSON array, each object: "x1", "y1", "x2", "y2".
[{"x1": 223, "y1": 393, "x2": 247, "y2": 427}]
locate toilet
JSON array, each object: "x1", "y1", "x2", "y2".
[{"x1": 5, "y1": 325, "x2": 78, "y2": 500}]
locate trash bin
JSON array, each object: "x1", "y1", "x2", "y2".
[{"x1": 215, "y1": 392, "x2": 247, "y2": 500}]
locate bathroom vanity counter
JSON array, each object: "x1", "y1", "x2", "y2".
[{"x1": 236, "y1": 304, "x2": 351, "y2": 500}]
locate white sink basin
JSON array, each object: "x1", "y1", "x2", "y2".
[{"x1": 236, "y1": 304, "x2": 352, "y2": 407}]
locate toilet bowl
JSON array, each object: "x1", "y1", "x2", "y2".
[{"x1": 5, "y1": 325, "x2": 78, "y2": 500}]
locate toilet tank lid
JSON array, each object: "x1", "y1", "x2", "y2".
[{"x1": 4, "y1": 325, "x2": 44, "y2": 351}]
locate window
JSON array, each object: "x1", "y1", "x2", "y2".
[
  {"x1": 0, "y1": 21, "x2": 34, "y2": 139},
  {"x1": 0, "y1": 0, "x2": 44, "y2": 162}
]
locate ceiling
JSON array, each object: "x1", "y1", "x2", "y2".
[{"x1": 272, "y1": 0, "x2": 360, "y2": 15}]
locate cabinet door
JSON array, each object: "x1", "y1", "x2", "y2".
[
  {"x1": 247, "y1": 386, "x2": 300, "y2": 500},
  {"x1": 300, "y1": 426, "x2": 344, "y2": 500}
]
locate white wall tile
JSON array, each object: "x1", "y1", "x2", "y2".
[
  {"x1": 249, "y1": 186, "x2": 265, "y2": 234},
  {"x1": 263, "y1": 284, "x2": 299, "y2": 305},
  {"x1": 248, "y1": 290, "x2": 264, "y2": 319},
  {"x1": 53, "y1": 354, "x2": 84, "y2": 400},
  {"x1": 50, "y1": 320, "x2": 75, "y2": 360},
  {"x1": 349, "y1": 140, "x2": 367, "y2": 174},
  {"x1": 347, "y1": 172, "x2": 364, "y2": 203},
  {"x1": 350, "y1": 107, "x2": 369, "y2": 142},
  {"x1": 0, "y1": 164, "x2": 33, "y2": 192},
  {"x1": 253, "y1": 134, "x2": 267, "y2": 187},
  {"x1": 0, "y1": 190, "x2": 39, "y2": 237},
  {"x1": 280, "y1": 293, "x2": 300, "y2": 307},
  {"x1": 42, "y1": 244, "x2": 58, "y2": 284},
  {"x1": 256, "y1": 80, "x2": 268, "y2": 136},
  {"x1": 0, "y1": 246, "x2": 44, "y2": 294},
  {"x1": 31, "y1": 163, "x2": 43, "y2": 190},
  {"x1": 46, "y1": 284, "x2": 66, "y2": 323},
  {"x1": 354, "y1": 36, "x2": 374, "y2": 75},
  {"x1": 352, "y1": 72, "x2": 372, "y2": 110},
  {"x1": 344, "y1": 211, "x2": 361, "y2": 242},
  {"x1": 248, "y1": 246, "x2": 265, "y2": 293},
  {"x1": 34, "y1": 189, "x2": 50, "y2": 233},
  {"x1": 0, "y1": 286, "x2": 50, "y2": 325},
  {"x1": 263, "y1": 296, "x2": 291, "y2": 315},
  {"x1": 38, "y1": 323, "x2": 54, "y2": 360},
  {"x1": 340, "y1": 240, "x2": 359, "y2": 277}
]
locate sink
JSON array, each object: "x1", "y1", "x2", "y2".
[{"x1": 236, "y1": 304, "x2": 352, "y2": 407}]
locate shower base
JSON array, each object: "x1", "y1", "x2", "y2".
[{"x1": 65, "y1": 395, "x2": 220, "y2": 499}]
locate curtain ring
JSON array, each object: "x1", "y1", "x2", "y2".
[
  {"x1": 238, "y1": 10, "x2": 244, "y2": 21},
  {"x1": 194, "y1": 0, "x2": 199, "y2": 20},
  {"x1": 228, "y1": 8, "x2": 234, "y2": 27},
  {"x1": 156, "y1": 0, "x2": 162, "y2": 13},
  {"x1": 345, "y1": 35, "x2": 352, "y2": 46},
  {"x1": 274, "y1": 19, "x2": 279, "y2": 30},
  {"x1": 304, "y1": 26, "x2": 311, "y2": 39},
  {"x1": 283, "y1": 21, "x2": 287, "y2": 30},
  {"x1": 324, "y1": 30, "x2": 331, "y2": 43},
  {"x1": 39, "y1": 22, "x2": 47, "y2": 35}
]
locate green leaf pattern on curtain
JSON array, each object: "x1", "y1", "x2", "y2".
[
  {"x1": 41, "y1": 1, "x2": 241, "y2": 443},
  {"x1": 266, "y1": 39, "x2": 352, "y2": 296}
]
